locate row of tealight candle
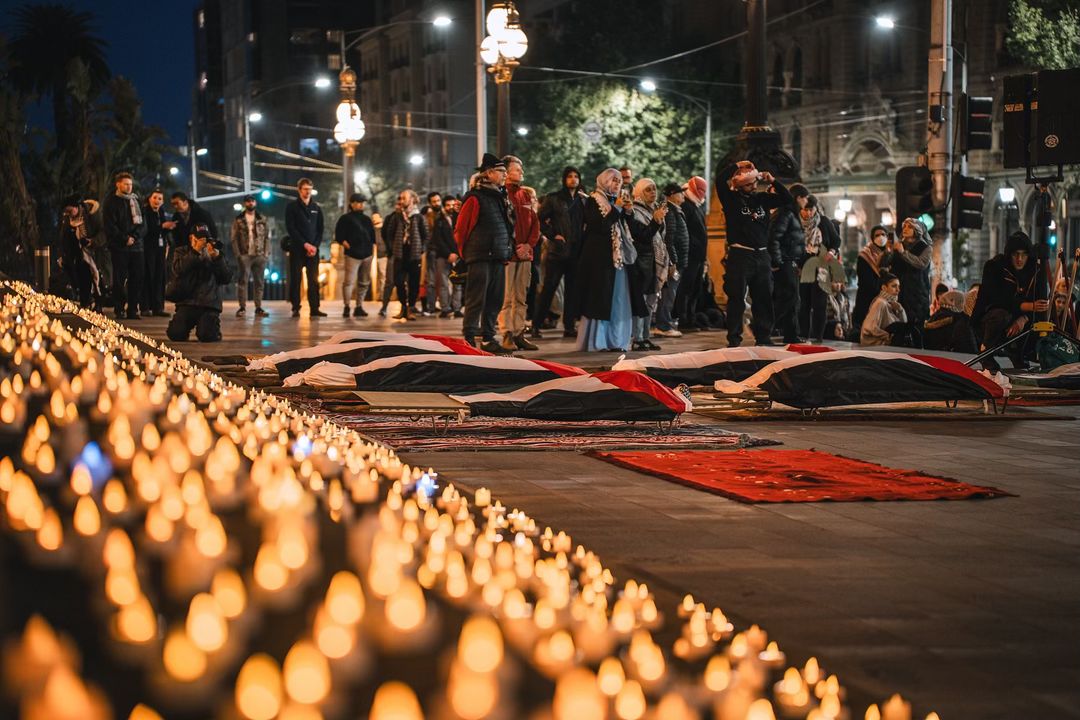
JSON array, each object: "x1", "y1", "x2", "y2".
[{"x1": 0, "y1": 282, "x2": 939, "y2": 720}]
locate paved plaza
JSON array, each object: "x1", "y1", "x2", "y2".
[{"x1": 139, "y1": 299, "x2": 1080, "y2": 720}]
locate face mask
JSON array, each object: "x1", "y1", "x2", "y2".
[{"x1": 873, "y1": 235, "x2": 888, "y2": 247}]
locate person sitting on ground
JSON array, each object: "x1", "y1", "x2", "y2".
[
  {"x1": 923, "y1": 290, "x2": 968, "y2": 351},
  {"x1": 166, "y1": 225, "x2": 233, "y2": 343},
  {"x1": 860, "y1": 272, "x2": 910, "y2": 347},
  {"x1": 971, "y1": 230, "x2": 1046, "y2": 371}
]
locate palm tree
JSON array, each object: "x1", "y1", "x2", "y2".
[
  {"x1": 8, "y1": 3, "x2": 110, "y2": 142},
  {"x1": 0, "y1": 39, "x2": 41, "y2": 278}
]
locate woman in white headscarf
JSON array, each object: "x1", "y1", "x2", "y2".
[
  {"x1": 628, "y1": 178, "x2": 669, "y2": 350},
  {"x1": 576, "y1": 168, "x2": 634, "y2": 352}
]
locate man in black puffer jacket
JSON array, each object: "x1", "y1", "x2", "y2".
[
  {"x1": 166, "y1": 225, "x2": 233, "y2": 342},
  {"x1": 769, "y1": 183, "x2": 810, "y2": 343},
  {"x1": 454, "y1": 153, "x2": 514, "y2": 353}
]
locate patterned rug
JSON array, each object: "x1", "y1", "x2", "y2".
[
  {"x1": 316, "y1": 412, "x2": 778, "y2": 452},
  {"x1": 588, "y1": 449, "x2": 1015, "y2": 503}
]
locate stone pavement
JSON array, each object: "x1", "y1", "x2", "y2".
[{"x1": 134, "y1": 299, "x2": 1080, "y2": 720}]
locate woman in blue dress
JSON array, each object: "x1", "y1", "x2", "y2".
[{"x1": 576, "y1": 168, "x2": 634, "y2": 352}]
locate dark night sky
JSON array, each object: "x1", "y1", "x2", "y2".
[{"x1": 5, "y1": 0, "x2": 201, "y2": 146}]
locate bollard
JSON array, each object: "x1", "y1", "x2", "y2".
[{"x1": 34, "y1": 247, "x2": 50, "y2": 292}]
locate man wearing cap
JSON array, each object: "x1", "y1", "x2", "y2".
[
  {"x1": 334, "y1": 193, "x2": 376, "y2": 318},
  {"x1": 654, "y1": 182, "x2": 689, "y2": 337},
  {"x1": 285, "y1": 178, "x2": 327, "y2": 318},
  {"x1": 717, "y1": 161, "x2": 791, "y2": 346},
  {"x1": 230, "y1": 194, "x2": 271, "y2": 318},
  {"x1": 454, "y1": 153, "x2": 515, "y2": 353},
  {"x1": 166, "y1": 225, "x2": 233, "y2": 342}
]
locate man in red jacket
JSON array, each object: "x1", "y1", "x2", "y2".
[{"x1": 497, "y1": 155, "x2": 541, "y2": 351}]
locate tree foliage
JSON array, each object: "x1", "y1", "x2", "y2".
[
  {"x1": 1007, "y1": 0, "x2": 1080, "y2": 70},
  {"x1": 513, "y1": 80, "x2": 708, "y2": 195}
]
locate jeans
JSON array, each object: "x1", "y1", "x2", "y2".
[
  {"x1": 237, "y1": 254, "x2": 267, "y2": 310},
  {"x1": 111, "y1": 249, "x2": 143, "y2": 316},
  {"x1": 380, "y1": 256, "x2": 397, "y2": 310},
  {"x1": 394, "y1": 257, "x2": 421, "y2": 312},
  {"x1": 142, "y1": 244, "x2": 166, "y2": 313},
  {"x1": 434, "y1": 256, "x2": 461, "y2": 312},
  {"x1": 288, "y1": 250, "x2": 320, "y2": 312},
  {"x1": 463, "y1": 260, "x2": 506, "y2": 343},
  {"x1": 533, "y1": 255, "x2": 578, "y2": 331},
  {"x1": 773, "y1": 260, "x2": 800, "y2": 342},
  {"x1": 722, "y1": 248, "x2": 774, "y2": 345},
  {"x1": 422, "y1": 253, "x2": 437, "y2": 312},
  {"x1": 654, "y1": 272, "x2": 681, "y2": 331},
  {"x1": 167, "y1": 306, "x2": 221, "y2": 342},
  {"x1": 498, "y1": 260, "x2": 532, "y2": 338},
  {"x1": 342, "y1": 255, "x2": 373, "y2": 307}
]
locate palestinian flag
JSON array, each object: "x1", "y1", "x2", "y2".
[
  {"x1": 283, "y1": 354, "x2": 586, "y2": 393},
  {"x1": 249, "y1": 335, "x2": 487, "y2": 377},
  {"x1": 716, "y1": 350, "x2": 1007, "y2": 409},
  {"x1": 453, "y1": 371, "x2": 692, "y2": 421},
  {"x1": 613, "y1": 344, "x2": 832, "y2": 387}
]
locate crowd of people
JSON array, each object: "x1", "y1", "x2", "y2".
[{"x1": 53, "y1": 162, "x2": 1079, "y2": 370}]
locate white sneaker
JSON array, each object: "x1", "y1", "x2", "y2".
[{"x1": 653, "y1": 328, "x2": 682, "y2": 338}]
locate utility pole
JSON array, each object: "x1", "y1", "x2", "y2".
[
  {"x1": 927, "y1": 0, "x2": 954, "y2": 285},
  {"x1": 476, "y1": 0, "x2": 487, "y2": 163}
]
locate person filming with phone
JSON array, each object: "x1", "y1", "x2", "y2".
[{"x1": 166, "y1": 225, "x2": 233, "y2": 343}]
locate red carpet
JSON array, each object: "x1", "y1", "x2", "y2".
[
  {"x1": 1009, "y1": 396, "x2": 1080, "y2": 406},
  {"x1": 588, "y1": 449, "x2": 1014, "y2": 502}
]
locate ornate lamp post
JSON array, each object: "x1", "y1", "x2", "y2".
[
  {"x1": 481, "y1": 1, "x2": 528, "y2": 157},
  {"x1": 334, "y1": 67, "x2": 366, "y2": 206}
]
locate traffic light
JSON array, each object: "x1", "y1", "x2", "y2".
[
  {"x1": 959, "y1": 93, "x2": 993, "y2": 153},
  {"x1": 895, "y1": 166, "x2": 933, "y2": 226},
  {"x1": 950, "y1": 173, "x2": 986, "y2": 231}
]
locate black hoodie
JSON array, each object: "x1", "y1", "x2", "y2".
[
  {"x1": 972, "y1": 232, "x2": 1043, "y2": 325},
  {"x1": 538, "y1": 166, "x2": 587, "y2": 260}
]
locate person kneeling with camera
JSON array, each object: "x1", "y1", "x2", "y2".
[{"x1": 166, "y1": 225, "x2": 233, "y2": 342}]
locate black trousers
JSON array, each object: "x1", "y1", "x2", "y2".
[
  {"x1": 722, "y1": 248, "x2": 774, "y2": 345},
  {"x1": 394, "y1": 257, "x2": 421, "y2": 314},
  {"x1": 142, "y1": 244, "x2": 166, "y2": 313},
  {"x1": 462, "y1": 260, "x2": 505, "y2": 343},
  {"x1": 980, "y1": 308, "x2": 1027, "y2": 367},
  {"x1": 533, "y1": 255, "x2": 578, "y2": 331},
  {"x1": 288, "y1": 251, "x2": 321, "y2": 312},
  {"x1": 675, "y1": 260, "x2": 705, "y2": 328},
  {"x1": 63, "y1": 254, "x2": 95, "y2": 307},
  {"x1": 111, "y1": 249, "x2": 143, "y2": 316},
  {"x1": 773, "y1": 260, "x2": 800, "y2": 342},
  {"x1": 799, "y1": 283, "x2": 828, "y2": 341},
  {"x1": 166, "y1": 306, "x2": 222, "y2": 342}
]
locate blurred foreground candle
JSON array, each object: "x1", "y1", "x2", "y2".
[
  {"x1": 129, "y1": 704, "x2": 165, "y2": 720},
  {"x1": 283, "y1": 641, "x2": 331, "y2": 705},
  {"x1": 370, "y1": 681, "x2": 423, "y2": 720},
  {"x1": 236, "y1": 654, "x2": 283, "y2": 720},
  {"x1": 325, "y1": 571, "x2": 364, "y2": 626},
  {"x1": 881, "y1": 695, "x2": 911, "y2": 720},
  {"x1": 746, "y1": 698, "x2": 778, "y2": 720},
  {"x1": 186, "y1": 593, "x2": 227, "y2": 652},
  {"x1": 553, "y1": 667, "x2": 605, "y2": 720},
  {"x1": 458, "y1": 615, "x2": 503, "y2": 673},
  {"x1": 24, "y1": 664, "x2": 109, "y2": 720},
  {"x1": 163, "y1": 628, "x2": 207, "y2": 682}
]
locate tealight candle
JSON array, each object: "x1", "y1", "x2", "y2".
[
  {"x1": 283, "y1": 641, "x2": 331, "y2": 705},
  {"x1": 73, "y1": 496, "x2": 101, "y2": 536},
  {"x1": 597, "y1": 657, "x2": 626, "y2": 697},
  {"x1": 116, "y1": 595, "x2": 157, "y2": 644},
  {"x1": 128, "y1": 704, "x2": 165, "y2": 720},
  {"x1": 458, "y1": 615, "x2": 503, "y2": 674},
  {"x1": 746, "y1": 698, "x2": 778, "y2": 720},
  {"x1": 211, "y1": 568, "x2": 247, "y2": 619},
  {"x1": 553, "y1": 668, "x2": 605, "y2": 720},
  {"x1": 880, "y1": 695, "x2": 911, "y2": 720},
  {"x1": 615, "y1": 679, "x2": 646, "y2": 720},
  {"x1": 369, "y1": 681, "x2": 423, "y2": 720},
  {"x1": 865, "y1": 705, "x2": 881, "y2": 720},
  {"x1": 163, "y1": 628, "x2": 207, "y2": 682},
  {"x1": 384, "y1": 578, "x2": 425, "y2": 632},
  {"x1": 236, "y1": 654, "x2": 283, "y2": 720},
  {"x1": 186, "y1": 593, "x2": 227, "y2": 653}
]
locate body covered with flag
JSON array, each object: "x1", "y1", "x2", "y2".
[
  {"x1": 283, "y1": 354, "x2": 585, "y2": 392},
  {"x1": 715, "y1": 350, "x2": 1007, "y2": 408},
  {"x1": 613, "y1": 344, "x2": 832, "y2": 387},
  {"x1": 453, "y1": 371, "x2": 692, "y2": 421},
  {"x1": 249, "y1": 334, "x2": 486, "y2": 377}
]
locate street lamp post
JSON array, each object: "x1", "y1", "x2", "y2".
[
  {"x1": 481, "y1": 1, "x2": 528, "y2": 157},
  {"x1": 334, "y1": 67, "x2": 366, "y2": 206}
]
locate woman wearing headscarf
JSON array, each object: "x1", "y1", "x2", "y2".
[
  {"x1": 576, "y1": 168, "x2": 635, "y2": 352},
  {"x1": 860, "y1": 272, "x2": 910, "y2": 346},
  {"x1": 853, "y1": 224, "x2": 890, "y2": 337},
  {"x1": 923, "y1": 289, "x2": 968, "y2": 351},
  {"x1": 885, "y1": 217, "x2": 933, "y2": 347},
  {"x1": 628, "y1": 179, "x2": 669, "y2": 351},
  {"x1": 797, "y1": 196, "x2": 825, "y2": 338}
]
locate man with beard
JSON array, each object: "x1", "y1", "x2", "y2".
[
  {"x1": 454, "y1": 153, "x2": 514, "y2": 353},
  {"x1": 102, "y1": 172, "x2": 146, "y2": 320},
  {"x1": 532, "y1": 166, "x2": 587, "y2": 339}
]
